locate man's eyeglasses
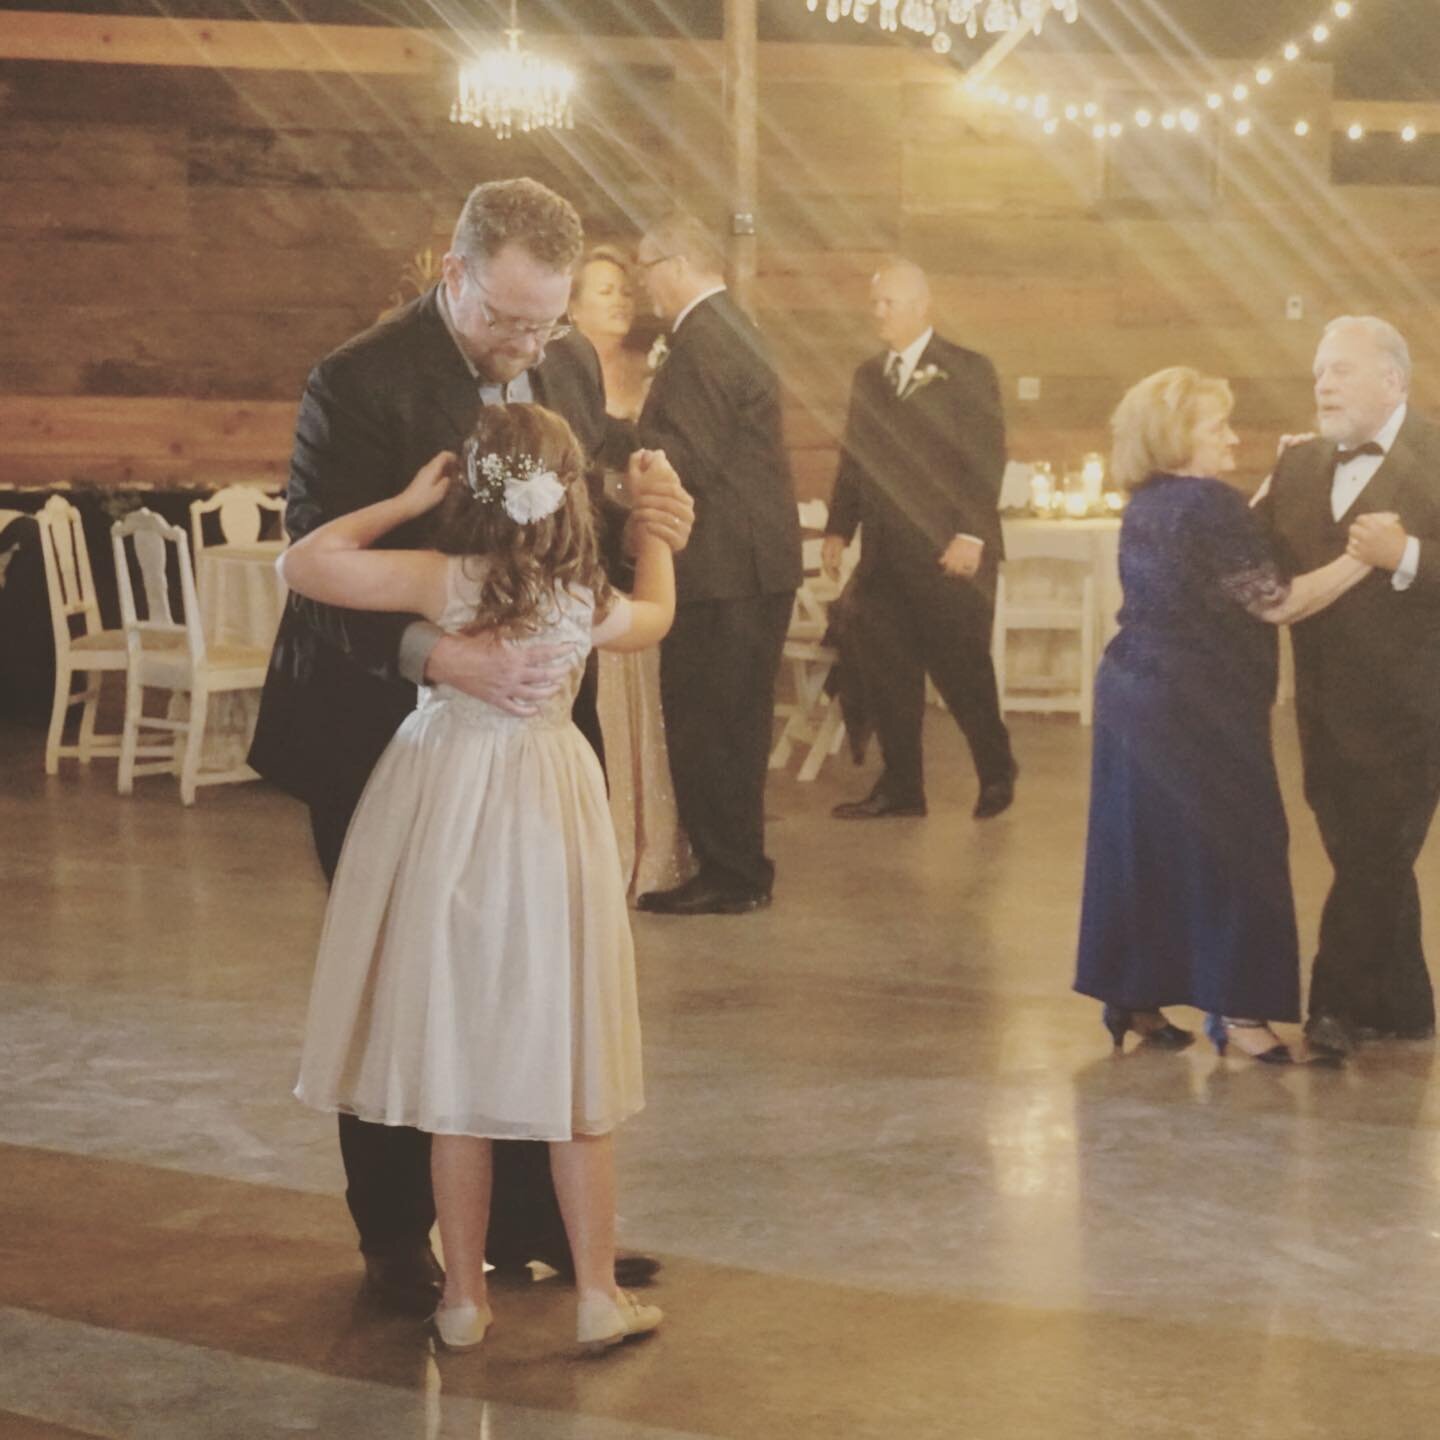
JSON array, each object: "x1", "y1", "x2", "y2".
[{"x1": 464, "y1": 263, "x2": 572, "y2": 343}]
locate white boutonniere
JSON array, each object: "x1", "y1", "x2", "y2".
[
  {"x1": 901, "y1": 363, "x2": 949, "y2": 400},
  {"x1": 647, "y1": 334, "x2": 670, "y2": 372}
]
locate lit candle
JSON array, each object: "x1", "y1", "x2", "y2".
[
  {"x1": 1080, "y1": 452, "x2": 1106, "y2": 511},
  {"x1": 1028, "y1": 462, "x2": 1056, "y2": 514}
]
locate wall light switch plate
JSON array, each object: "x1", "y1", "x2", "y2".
[{"x1": 1018, "y1": 376, "x2": 1041, "y2": 401}]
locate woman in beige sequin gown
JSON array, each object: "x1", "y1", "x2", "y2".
[{"x1": 572, "y1": 246, "x2": 694, "y2": 899}]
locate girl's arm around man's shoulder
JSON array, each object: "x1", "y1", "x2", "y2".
[{"x1": 278, "y1": 453, "x2": 453, "y2": 623}]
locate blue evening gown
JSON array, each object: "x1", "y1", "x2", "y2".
[{"x1": 1074, "y1": 473, "x2": 1301, "y2": 1021}]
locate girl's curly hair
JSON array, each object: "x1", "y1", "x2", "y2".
[{"x1": 431, "y1": 403, "x2": 612, "y2": 635}]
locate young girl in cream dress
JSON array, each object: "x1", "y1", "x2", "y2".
[{"x1": 286, "y1": 403, "x2": 673, "y2": 1354}]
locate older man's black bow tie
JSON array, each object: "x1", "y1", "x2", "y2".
[{"x1": 1336, "y1": 441, "x2": 1385, "y2": 463}]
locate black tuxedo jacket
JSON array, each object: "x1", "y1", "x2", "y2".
[
  {"x1": 1256, "y1": 410, "x2": 1440, "y2": 765},
  {"x1": 248, "y1": 286, "x2": 617, "y2": 809},
  {"x1": 828, "y1": 334, "x2": 1006, "y2": 602},
  {"x1": 638, "y1": 290, "x2": 801, "y2": 604}
]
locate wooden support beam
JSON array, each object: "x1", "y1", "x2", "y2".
[
  {"x1": 0, "y1": 397, "x2": 296, "y2": 460},
  {"x1": 0, "y1": 12, "x2": 944, "y2": 84},
  {"x1": 725, "y1": 0, "x2": 759, "y2": 307},
  {"x1": 0, "y1": 11, "x2": 729, "y2": 77},
  {"x1": 0, "y1": 13, "x2": 446, "y2": 73}
]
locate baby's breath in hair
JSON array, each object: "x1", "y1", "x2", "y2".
[
  {"x1": 431, "y1": 403, "x2": 611, "y2": 636},
  {"x1": 462, "y1": 440, "x2": 568, "y2": 525}
]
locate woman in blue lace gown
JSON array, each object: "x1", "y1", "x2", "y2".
[{"x1": 1074, "y1": 368, "x2": 1378, "y2": 1061}]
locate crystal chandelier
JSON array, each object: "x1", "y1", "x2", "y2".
[
  {"x1": 450, "y1": 0, "x2": 575, "y2": 140},
  {"x1": 807, "y1": 0, "x2": 1080, "y2": 54}
]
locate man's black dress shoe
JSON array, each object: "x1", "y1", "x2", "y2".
[
  {"x1": 831, "y1": 789, "x2": 927, "y2": 820},
  {"x1": 637, "y1": 875, "x2": 770, "y2": 915},
  {"x1": 973, "y1": 760, "x2": 1019, "y2": 820},
  {"x1": 614, "y1": 1253, "x2": 663, "y2": 1288},
  {"x1": 361, "y1": 1243, "x2": 444, "y2": 1317},
  {"x1": 1356, "y1": 1023, "x2": 1436, "y2": 1042},
  {"x1": 542, "y1": 1252, "x2": 662, "y2": 1287},
  {"x1": 491, "y1": 1251, "x2": 663, "y2": 1287},
  {"x1": 1303, "y1": 1012, "x2": 1355, "y2": 1059}
]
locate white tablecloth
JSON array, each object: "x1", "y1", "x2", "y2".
[
  {"x1": 196, "y1": 541, "x2": 286, "y2": 648},
  {"x1": 188, "y1": 540, "x2": 286, "y2": 771},
  {"x1": 998, "y1": 516, "x2": 1121, "y2": 700},
  {"x1": 997, "y1": 513, "x2": 1293, "y2": 705}
]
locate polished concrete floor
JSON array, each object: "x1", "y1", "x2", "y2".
[{"x1": 5, "y1": 703, "x2": 1440, "y2": 1440}]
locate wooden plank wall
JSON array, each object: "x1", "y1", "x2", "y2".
[{"x1": 2, "y1": 20, "x2": 1440, "y2": 498}]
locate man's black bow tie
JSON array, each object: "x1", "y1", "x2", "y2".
[{"x1": 1336, "y1": 441, "x2": 1385, "y2": 462}]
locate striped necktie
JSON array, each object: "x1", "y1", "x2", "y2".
[{"x1": 884, "y1": 352, "x2": 904, "y2": 396}]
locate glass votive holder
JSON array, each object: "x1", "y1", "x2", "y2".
[{"x1": 1028, "y1": 461, "x2": 1056, "y2": 514}]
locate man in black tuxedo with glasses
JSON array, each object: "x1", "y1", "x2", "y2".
[
  {"x1": 250, "y1": 177, "x2": 691, "y2": 1315},
  {"x1": 1255, "y1": 314, "x2": 1440, "y2": 1059}
]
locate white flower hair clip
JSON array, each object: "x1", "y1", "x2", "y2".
[{"x1": 463, "y1": 440, "x2": 568, "y2": 525}]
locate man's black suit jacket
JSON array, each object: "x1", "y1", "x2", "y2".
[
  {"x1": 248, "y1": 286, "x2": 614, "y2": 810},
  {"x1": 1256, "y1": 410, "x2": 1440, "y2": 766},
  {"x1": 828, "y1": 333, "x2": 1006, "y2": 603},
  {"x1": 637, "y1": 290, "x2": 801, "y2": 604}
]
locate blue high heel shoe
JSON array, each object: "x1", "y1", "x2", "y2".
[
  {"x1": 1102, "y1": 1004, "x2": 1195, "y2": 1053},
  {"x1": 1206, "y1": 1014, "x2": 1292, "y2": 1064}
]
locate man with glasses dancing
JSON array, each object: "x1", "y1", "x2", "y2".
[{"x1": 251, "y1": 178, "x2": 691, "y2": 1317}]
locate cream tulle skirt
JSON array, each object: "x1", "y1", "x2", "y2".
[{"x1": 294, "y1": 696, "x2": 644, "y2": 1141}]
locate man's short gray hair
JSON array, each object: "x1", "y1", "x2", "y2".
[
  {"x1": 643, "y1": 211, "x2": 727, "y2": 276},
  {"x1": 1324, "y1": 315, "x2": 1412, "y2": 389},
  {"x1": 452, "y1": 178, "x2": 584, "y2": 273}
]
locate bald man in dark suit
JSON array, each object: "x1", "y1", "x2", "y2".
[{"x1": 824, "y1": 259, "x2": 1017, "y2": 822}]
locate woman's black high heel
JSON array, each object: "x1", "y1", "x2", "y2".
[
  {"x1": 1102, "y1": 1004, "x2": 1195, "y2": 1052},
  {"x1": 1205, "y1": 1014, "x2": 1292, "y2": 1064}
]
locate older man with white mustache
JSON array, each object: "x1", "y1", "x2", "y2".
[{"x1": 1256, "y1": 315, "x2": 1440, "y2": 1058}]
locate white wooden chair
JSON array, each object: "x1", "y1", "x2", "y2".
[
  {"x1": 36, "y1": 495, "x2": 129, "y2": 775},
  {"x1": 991, "y1": 544, "x2": 1097, "y2": 726},
  {"x1": 111, "y1": 508, "x2": 270, "y2": 804},
  {"x1": 189, "y1": 484, "x2": 285, "y2": 561},
  {"x1": 770, "y1": 501, "x2": 858, "y2": 781}
]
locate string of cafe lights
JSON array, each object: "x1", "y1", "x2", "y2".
[{"x1": 959, "y1": 0, "x2": 1424, "y2": 145}]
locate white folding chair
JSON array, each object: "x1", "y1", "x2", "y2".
[
  {"x1": 991, "y1": 545, "x2": 1097, "y2": 726},
  {"x1": 35, "y1": 495, "x2": 129, "y2": 774},
  {"x1": 189, "y1": 484, "x2": 285, "y2": 562},
  {"x1": 111, "y1": 508, "x2": 270, "y2": 804},
  {"x1": 770, "y1": 502, "x2": 858, "y2": 781}
]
